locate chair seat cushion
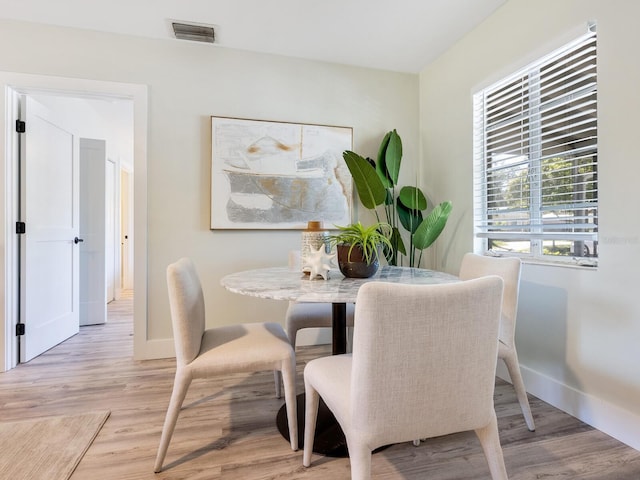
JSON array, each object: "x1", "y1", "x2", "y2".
[
  {"x1": 304, "y1": 354, "x2": 352, "y2": 426},
  {"x1": 189, "y1": 322, "x2": 293, "y2": 376}
]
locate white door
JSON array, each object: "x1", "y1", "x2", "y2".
[
  {"x1": 19, "y1": 96, "x2": 80, "y2": 362},
  {"x1": 79, "y1": 138, "x2": 107, "y2": 326}
]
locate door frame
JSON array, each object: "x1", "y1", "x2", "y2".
[
  {"x1": 105, "y1": 155, "x2": 118, "y2": 304},
  {"x1": 0, "y1": 72, "x2": 148, "y2": 371},
  {"x1": 120, "y1": 166, "x2": 134, "y2": 292}
]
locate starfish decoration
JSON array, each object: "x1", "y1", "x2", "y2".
[{"x1": 302, "y1": 243, "x2": 335, "y2": 280}]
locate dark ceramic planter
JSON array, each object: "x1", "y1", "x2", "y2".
[{"x1": 336, "y1": 244, "x2": 379, "y2": 278}]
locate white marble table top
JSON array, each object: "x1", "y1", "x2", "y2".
[{"x1": 221, "y1": 266, "x2": 459, "y2": 304}]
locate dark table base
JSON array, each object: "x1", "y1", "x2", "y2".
[
  {"x1": 276, "y1": 393, "x2": 349, "y2": 457},
  {"x1": 276, "y1": 393, "x2": 391, "y2": 457}
]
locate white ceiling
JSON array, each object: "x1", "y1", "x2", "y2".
[{"x1": 0, "y1": 0, "x2": 506, "y2": 73}]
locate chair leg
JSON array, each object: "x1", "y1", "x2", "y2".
[
  {"x1": 281, "y1": 321, "x2": 299, "y2": 402},
  {"x1": 285, "y1": 320, "x2": 299, "y2": 350},
  {"x1": 347, "y1": 438, "x2": 373, "y2": 480},
  {"x1": 475, "y1": 412, "x2": 508, "y2": 480},
  {"x1": 281, "y1": 357, "x2": 298, "y2": 451},
  {"x1": 501, "y1": 350, "x2": 535, "y2": 431},
  {"x1": 303, "y1": 382, "x2": 320, "y2": 467},
  {"x1": 154, "y1": 371, "x2": 192, "y2": 473},
  {"x1": 273, "y1": 370, "x2": 282, "y2": 399}
]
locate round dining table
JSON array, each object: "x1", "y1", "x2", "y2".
[
  {"x1": 220, "y1": 265, "x2": 459, "y2": 456},
  {"x1": 221, "y1": 265, "x2": 458, "y2": 354}
]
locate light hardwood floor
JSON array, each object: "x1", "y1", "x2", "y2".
[{"x1": 1, "y1": 292, "x2": 639, "y2": 479}]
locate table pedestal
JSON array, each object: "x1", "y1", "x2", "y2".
[
  {"x1": 276, "y1": 394, "x2": 348, "y2": 456},
  {"x1": 332, "y1": 303, "x2": 347, "y2": 355}
]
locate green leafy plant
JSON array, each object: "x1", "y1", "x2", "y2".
[
  {"x1": 329, "y1": 221, "x2": 392, "y2": 265},
  {"x1": 343, "y1": 129, "x2": 453, "y2": 267}
]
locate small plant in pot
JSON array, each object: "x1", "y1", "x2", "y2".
[{"x1": 329, "y1": 221, "x2": 393, "y2": 278}]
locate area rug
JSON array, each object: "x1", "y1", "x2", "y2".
[{"x1": 0, "y1": 410, "x2": 110, "y2": 480}]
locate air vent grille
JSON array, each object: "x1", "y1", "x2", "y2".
[{"x1": 172, "y1": 22, "x2": 215, "y2": 43}]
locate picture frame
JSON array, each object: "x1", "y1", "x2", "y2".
[{"x1": 210, "y1": 116, "x2": 353, "y2": 230}]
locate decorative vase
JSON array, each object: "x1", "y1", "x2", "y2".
[
  {"x1": 336, "y1": 244, "x2": 379, "y2": 278},
  {"x1": 301, "y1": 221, "x2": 330, "y2": 275}
]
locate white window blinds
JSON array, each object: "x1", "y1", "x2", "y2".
[{"x1": 473, "y1": 27, "x2": 598, "y2": 263}]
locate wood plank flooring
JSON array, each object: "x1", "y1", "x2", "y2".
[{"x1": 1, "y1": 292, "x2": 639, "y2": 479}]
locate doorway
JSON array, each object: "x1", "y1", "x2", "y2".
[
  {"x1": 19, "y1": 94, "x2": 132, "y2": 360},
  {"x1": 0, "y1": 73, "x2": 148, "y2": 371}
]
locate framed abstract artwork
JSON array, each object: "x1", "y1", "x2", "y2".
[{"x1": 210, "y1": 116, "x2": 353, "y2": 229}]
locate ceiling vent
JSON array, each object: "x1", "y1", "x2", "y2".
[{"x1": 172, "y1": 22, "x2": 215, "y2": 43}]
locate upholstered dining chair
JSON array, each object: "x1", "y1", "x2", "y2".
[
  {"x1": 274, "y1": 301, "x2": 356, "y2": 397},
  {"x1": 154, "y1": 258, "x2": 298, "y2": 473},
  {"x1": 303, "y1": 277, "x2": 509, "y2": 480},
  {"x1": 273, "y1": 251, "x2": 355, "y2": 397},
  {"x1": 285, "y1": 302, "x2": 356, "y2": 351},
  {"x1": 459, "y1": 252, "x2": 535, "y2": 431}
]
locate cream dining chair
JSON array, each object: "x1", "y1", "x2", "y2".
[
  {"x1": 303, "y1": 277, "x2": 509, "y2": 480},
  {"x1": 275, "y1": 301, "x2": 355, "y2": 398},
  {"x1": 154, "y1": 258, "x2": 298, "y2": 473},
  {"x1": 285, "y1": 301, "x2": 356, "y2": 351},
  {"x1": 273, "y1": 250, "x2": 355, "y2": 398},
  {"x1": 459, "y1": 252, "x2": 535, "y2": 431}
]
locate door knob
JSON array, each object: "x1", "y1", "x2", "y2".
[{"x1": 74, "y1": 237, "x2": 84, "y2": 244}]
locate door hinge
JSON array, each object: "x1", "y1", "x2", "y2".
[
  {"x1": 16, "y1": 323, "x2": 25, "y2": 336},
  {"x1": 16, "y1": 222, "x2": 26, "y2": 234},
  {"x1": 15, "y1": 120, "x2": 25, "y2": 133}
]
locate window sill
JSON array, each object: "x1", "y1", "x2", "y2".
[
  {"x1": 485, "y1": 251, "x2": 598, "y2": 270},
  {"x1": 520, "y1": 258, "x2": 598, "y2": 270}
]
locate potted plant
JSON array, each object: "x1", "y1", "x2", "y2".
[
  {"x1": 329, "y1": 221, "x2": 392, "y2": 278},
  {"x1": 342, "y1": 129, "x2": 452, "y2": 267}
]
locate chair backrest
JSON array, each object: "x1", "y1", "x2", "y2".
[
  {"x1": 459, "y1": 252, "x2": 521, "y2": 347},
  {"x1": 166, "y1": 258, "x2": 206, "y2": 367},
  {"x1": 350, "y1": 276, "x2": 504, "y2": 448}
]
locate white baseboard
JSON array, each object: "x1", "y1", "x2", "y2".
[
  {"x1": 496, "y1": 362, "x2": 640, "y2": 452},
  {"x1": 134, "y1": 338, "x2": 175, "y2": 360}
]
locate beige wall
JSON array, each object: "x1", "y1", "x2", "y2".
[
  {"x1": 0, "y1": 20, "x2": 418, "y2": 342},
  {"x1": 419, "y1": 0, "x2": 640, "y2": 448}
]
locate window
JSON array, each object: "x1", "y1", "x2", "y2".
[{"x1": 473, "y1": 26, "x2": 598, "y2": 266}]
